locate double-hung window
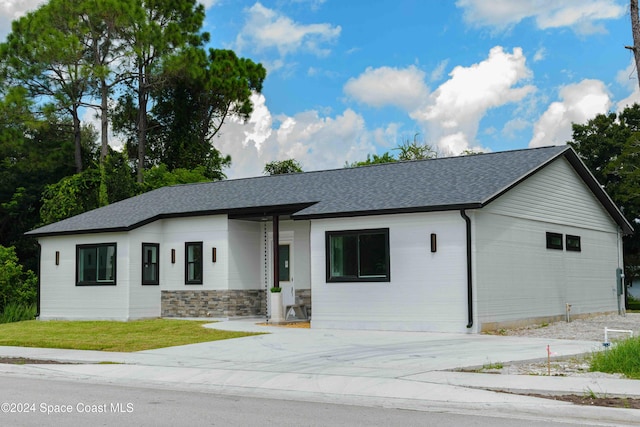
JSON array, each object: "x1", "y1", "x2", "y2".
[
  {"x1": 142, "y1": 243, "x2": 159, "y2": 285},
  {"x1": 326, "y1": 228, "x2": 390, "y2": 282},
  {"x1": 185, "y1": 242, "x2": 203, "y2": 284},
  {"x1": 76, "y1": 243, "x2": 116, "y2": 286}
]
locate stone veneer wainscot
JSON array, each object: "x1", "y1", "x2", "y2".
[{"x1": 161, "y1": 290, "x2": 266, "y2": 318}]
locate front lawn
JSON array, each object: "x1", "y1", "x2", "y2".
[{"x1": 0, "y1": 319, "x2": 262, "y2": 352}]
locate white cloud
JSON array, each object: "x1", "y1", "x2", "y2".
[
  {"x1": 198, "y1": 0, "x2": 219, "y2": 9},
  {"x1": 0, "y1": 0, "x2": 44, "y2": 39},
  {"x1": 343, "y1": 65, "x2": 429, "y2": 111},
  {"x1": 214, "y1": 94, "x2": 377, "y2": 178},
  {"x1": 533, "y1": 48, "x2": 546, "y2": 62},
  {"x1": 502, "y1": 118, "x2": 530, "y2": 139},
  {"x1": 80, "y1": 103, "x2": 125, "y2": 152},
  {"x1": 615, "y1": 58, "x2": 640, "y2": 111},
  {"x1": 529, "y1": 79, "x2": 611, "y2": 148},
  {"x1": 430, "y1": 60, "x2": 449, "y2": 82},
  {"x1": 235, "y1": 2, "x2": 340, "y2": 61},
  {"x1": 412, "y1": 46, "x2": 535, "y2": 154},
  {"x1": 456, "y1": 0, "x2": 625, "y2": 35},
  {"x1": 289, "y1": 0, "x2": 327, "y2": 11}
]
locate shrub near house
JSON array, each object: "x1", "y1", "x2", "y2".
[{"x1": 0, "y1": 245, "x2": 37, "y2": 322}]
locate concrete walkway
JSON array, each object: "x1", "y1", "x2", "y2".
[{"x1": 0, "y1": 319, "x2": 638, "y2": 425}]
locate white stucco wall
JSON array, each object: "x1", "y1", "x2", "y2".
[
  {"x1": 310, "y1": 212, "x2": 470, "y2": 332},
  {"x1": 39, "y1": 232, "x2": 132, "y2": 320},
  {"x1": 474, "y1": 157, "x2": 622, "y2": 329}
]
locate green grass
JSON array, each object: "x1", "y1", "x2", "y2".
[
  {"x1": 0, "y1": 319, "x2": 262, "y2": 352},
  {"x1": 482, "y1": 361, "x2": 504, "y2": 370},
  {"x1": 0, "y1": 302, "x2": 37, "y2": 324},
  {"x1": 590, "y1": 336, "x2": 640, "y2": 379}
]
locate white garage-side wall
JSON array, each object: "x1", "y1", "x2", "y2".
[
  {"x1": 160, "y1": 215, "x2": 228, "y2": 290},
  {"x1": 474, "y1": 157, "x2": 622, "y2": 330},
  {"x1": 39, "y1": 232, "x2": 131, "y2": 320},
  {"x1": 310, "y1": 212, "x2": 470, "y2": 332}
]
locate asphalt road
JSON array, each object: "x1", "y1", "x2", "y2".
[{"x1": 0, "y1": 376, "x2": 591, "y2": 427}]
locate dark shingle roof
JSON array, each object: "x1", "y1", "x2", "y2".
[{"x1": 25, "y1": 145, "x2": 633, "y2": 237}]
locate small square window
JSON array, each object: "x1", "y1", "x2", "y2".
[
  {"x1": 566, "y1": 235, "x2": 581, "y2": 252},
  {"x1": 546, "y1": 232, "x2": 563, "y2": 250}
]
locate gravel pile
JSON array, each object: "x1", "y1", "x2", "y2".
[
  {"x1": 484, "y1": 313, "x2": 640, "y2": 377},
  {"x1": 501, "y1": 312, "x2": 640, "y2": 342}
]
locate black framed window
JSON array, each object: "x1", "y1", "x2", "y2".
[
  {"x1": 326, "y1": 228, "x2": 390, "y2": 282},
  {"x1": 185, "y1": 242, "x2": 203, "y2": 284},
  {"x1": 76, "y1": 243, "x2": 116, "y2": 286},
  {"x1": 566, "y1": 235, "x2": 581, "y2": 252},
  {"x1": 142, "y1": 243, "x2": 159, "y2": 285},
  {"x1": 546, "y1": 232, "x2": 563, "y2": 250}
]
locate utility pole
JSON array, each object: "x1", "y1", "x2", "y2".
[{"x1": 627, "y1": 0, "x2": 640, "y2": 90}]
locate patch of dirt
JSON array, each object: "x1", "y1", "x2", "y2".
[
  {"x1": 482, "y1": 313, "x2": 640, "y2": 409},
  {"x1": 256, "y1": 321, "x2": 310, "y2": 328},
  {"x1": 525, "y1": 393, "x2": 640, "y2": 409},
  {"x1": 0, "y1": 357, "x2": 71, "y2": 365}
]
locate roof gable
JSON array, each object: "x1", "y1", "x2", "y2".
[{"x1": 26, "y1": 145, "x2": 633, "y2": 237}]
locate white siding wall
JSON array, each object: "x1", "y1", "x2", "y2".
[
  {"x1": 287, "y1": 220, "x2": 311, "y2": 290},
  {"x1": 228, "y1": 220, "x2": 261, "y2": 290},
  {"x1": 39, "y1": 232, "x2": 131, "y2": 320},
  {"x1": 160, "y1": 215, "x2": 229, "y2": 290},
  {"x1": 310, "y1": 212, "x2": 469, "y2": 332},
  {"x1": 126, "y1": 221, "x2": 163, "y2": 318},
  {"x1": 474, "y1": 157, "x2": 622, "y2": 328}
]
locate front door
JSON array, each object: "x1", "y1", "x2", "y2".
[{"x1": 269, "y1": 236, "x2": 295, "y2": 307}]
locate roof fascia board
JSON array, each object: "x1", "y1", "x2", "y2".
[
  {"x1": 292, "y1": 203, "x2": 484, "y2": 220},
  {"x1": 25, "y1": 202, "x2": 318, "y2": 238},
  {"x1": 24, "y1": 227, "x2": 130, "y2": 239}
]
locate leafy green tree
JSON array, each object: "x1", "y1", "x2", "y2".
[
  {"x1": 0, "y1": 0, "x2": 93, "y2": 172},
  {"x1": 140, "y1": 164, "x2": 211, "y2": 192},
  {"x1": 568, "y1": 103, "x2": 640, "y2": 283},
  {"x1": 0, "y1": 87, "x2": 82, "y2": 269},
  {"x1": 39, "y1": 150, "x2": 137, "y2": 225},
  {"x1": 0, "y1": 245, "x2": 37, "y2": 311},
  {"x1": 118, "y1": 0, "x2": 208, "y2": 182},
  {"x1": 264, "y1": 159, "x2": 303, "y2": 175},
  {"x1": 346, "y1": 152, "x2": 397, "y2": 167},
  {"x1": 394, "y1": 135, "x2": 437, "y2": 161},
  {"x1": 40, "y1": 169, "x2": 101, "y2": 225},
  {"x1": 347, "y1": 136, "x2": 438, "y2": 168},
  {"x1": 144, "y1": 47, "x2": 265, "y2": 179}
]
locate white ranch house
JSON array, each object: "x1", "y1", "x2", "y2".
[{"x1": 26, "y1": 146, "x2": 633, "y2": 333}]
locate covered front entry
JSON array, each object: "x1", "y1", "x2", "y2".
[{"x1": 264, "y1": 220, "x2": 311, "y2": 320}]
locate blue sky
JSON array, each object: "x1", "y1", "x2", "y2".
[{"x1": 3, "y1": 0, "x2": 639, "y2": 178}]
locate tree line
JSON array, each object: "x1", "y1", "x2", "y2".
[
  {"x1": 1, "y1": 0, "x2": 640, "y2": 315},
  {"x1": 0, "y1": 0, "x2": 265, "y2": 280}
]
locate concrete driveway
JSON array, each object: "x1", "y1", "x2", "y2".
[{"x1": 0, "y1": 319, "x2": 637, "y2": 426}]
